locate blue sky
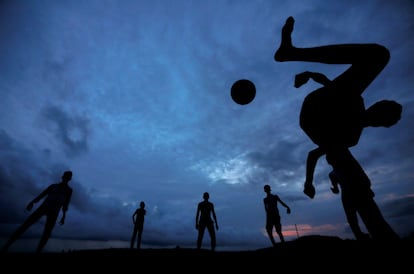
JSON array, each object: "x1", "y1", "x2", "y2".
[{"x1": 1, "y1": 0, "x2": 413, "y2": 252}]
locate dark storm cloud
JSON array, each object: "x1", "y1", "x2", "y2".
[
  {"x1": 381, "y1": 195, "x2": 414, "y2": 237},
  {"x1": 0, "y1": 128, "x2": 133, "y2": 242},
  {"x1": 42, "y1": 58, "x2": 77, "y2": 100},
  {"x1": 383, "y1": 196, "x2": 414, "y2": 219},
  {"x1": 247, "y1": 139, "x2": 305, "y2": 171},
  {"x1": 242, "y1": 138, "x2": 311, "y2": 189},
  {"x1": 40, "y1": 105, "x2": 90, "y2": 157},
  {"x1": 0, "y1": 129, "x2": 71, "y2": 225},
  {"x1": 0, "y1": 129, "x2": 45, "y2": 222}
]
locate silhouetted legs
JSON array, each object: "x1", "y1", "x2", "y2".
[
  {"x1": 1, "y1": 207, "x2": 58, "y2": 253},
  {"x1": 276, "y1": 227, "x2": 285, "y2": 243},
  {"x1": 2, "y1": 213, "x2": 40, "y2": 252},
  {"x1": 36, "y1": 214, "x2": 58, "y2": 253},
  {"x1": 266, "y1": 216, "x2": 285, "y2": 246},
  {"x1": 341, "y1": 194, "x2": 370, "y2": 240},
  {"x1": 137, "y1": 231, "x2": 142, "y2": 249},
  {"x1": 274, "y1": 16, "x2": 390, "y2": 97},
  {"x1": 130, "y1": 225, "x2": 143, "y2": 249},
  {"x1": 196, "y1": 227, "x2": 204, "y2": 249},
  {"x1": 265, "y1": 229, "x2": 276, "y2": 246},
  {"x1": 342, "y1": 191, "x2": 398, "y2": 240},
  {"x1": 353, "y1": 196, "x2": 400, "y2": 241},
  {"x1": 327, "y1": 148, "x2": 400, "y2": 241},
  {"x1": 197, "y1": 222, "x2": 216, "y2": 251},
  {"x1": 130, "y1": 227, "x2": 137, "y2": 249}
]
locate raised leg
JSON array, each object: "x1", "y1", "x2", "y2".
[{"x1": 274, "y1": 16, "x2": 390, "y2": 96}]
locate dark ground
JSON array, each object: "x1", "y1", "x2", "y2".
[{"x1": 1, "y1": 235, "x2": 412, "y2": 271}]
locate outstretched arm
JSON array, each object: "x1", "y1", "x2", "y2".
[
  {"x1": 132, "y1": 211, "x2": 137, "y2": 224},
  {"x1": 278, "y1": 198, "x2": 291, "y2": 214},
  {"x1": 304, "y1": 147, "x2": 326, "y2": 199},
  {"x1": 59, "y1": 189, "x2": 72, "y2": 225},
  {"x1": 263, "y1": 199, "x2": 268, "y2": 214},
  {"x1": 26, "y1": 185, "x2": 52, "y2": 211},
  {"x1": 213, "y1": 209, "x2": 218, "y2": 230},
  {"x1": 195, "y1": 205, "x2": 200, "y2": 230}
]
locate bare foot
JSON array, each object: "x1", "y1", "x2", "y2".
[{"x1": 274, "y1": 16, "x2": 295, "y2": 62}]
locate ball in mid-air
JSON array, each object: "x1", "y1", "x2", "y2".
[{"x1": 231, "y1": 79, "x2": 256, "y2": 105}]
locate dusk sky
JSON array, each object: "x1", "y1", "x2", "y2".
[{"x1": 1, "y1": 0, "x2": 413, "y2": 252}]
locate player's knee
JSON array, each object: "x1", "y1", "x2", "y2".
[{"x1": 374, "y1": 44, "x2": 390, "y2": 66}]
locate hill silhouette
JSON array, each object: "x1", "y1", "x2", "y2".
[{"x1": 1, "y1": 235, "x2": 411, "y2": 271}]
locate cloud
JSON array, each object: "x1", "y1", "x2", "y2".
[{"x1": 39, "y1": 105, "x2": 91, "y2": 157}]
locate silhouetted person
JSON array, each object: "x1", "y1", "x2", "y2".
[
  {"x1": 326, "y1": 148, "x2": 399, "y2": 240},
  {"x1": 130, "y1": 201, "x2": 146, "y2": 249},
  {"x1": 294, "y1": 72, "x2": 401, "y2": 199},
  {"x1": 1, "y1": 170, "x2": 73, "y2": 253},
  {"x1": 195, "y1": 192, "x2": 218, "y2": 251},
  {"x1": 263, "y1": 184, "x2": 291, "y2": 245},
  {"x1": 274, "y1": 16, "x2": 401, "y2": 241},
  {"x1": 275, "y1": 17, "x2": 401, "y2": 157},
  {"x1": 329, "y1": 169, "x2": 370, "y2": 241}
]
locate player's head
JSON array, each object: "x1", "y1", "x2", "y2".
[
  {"x1": 62, "y1": 170, "x2": 73, "y2": 181},
  {"x1": 203, "y1": 192, "x2": 209, "y2": 200},
  {"x1": 364, "y1": 100, "x2": 402, "y2": 128},
  {"x1": 264, "y1": 184, "x2": 271, "y2": 193},
  {"x1": 140, "y1": 201, "x2": 145, "y2": 208}
]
